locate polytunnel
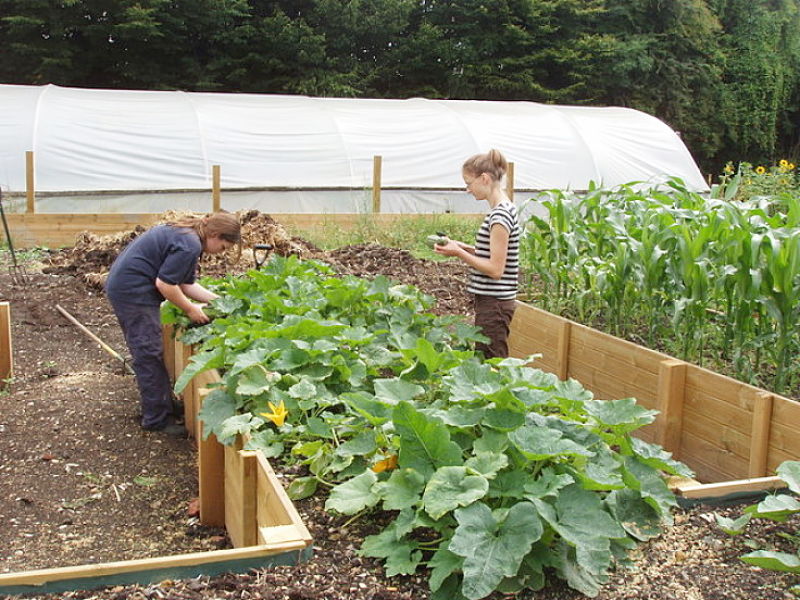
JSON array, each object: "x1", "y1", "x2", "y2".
[{"x1": 0, "y1": 83, "x2": 709, "y2": 214}]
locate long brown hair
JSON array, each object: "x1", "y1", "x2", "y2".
[{"x1": 169, "y1": 212, "x2": 242, "y2": 256}]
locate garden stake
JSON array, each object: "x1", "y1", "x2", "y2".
[
  {"x1": 0, "y1": 189, "x2": 30, "y2": 285},
  {"x1": 55, "y1": 304, "x2": 135, "y2": 375}
]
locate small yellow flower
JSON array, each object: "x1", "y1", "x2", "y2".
[
  {"x1": 723, "y1": 163, "x2": 734, "y2": 175},
  {"x1": 755, "y1": 166, "x2": 766, "y2": 175},
  {"x1": 780, "y1": 159, "x2": 789, "y2": 169},
  {"x1": 261, "y1": 400, "x2": 288, "y2": 427},
  {"x1": 371, "y1": 454, "x2": 398, "y2": 473},
  {"x1": 790, "y1": 162, "x2": 796, "y2": 171}
]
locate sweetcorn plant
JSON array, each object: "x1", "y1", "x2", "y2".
[{"x1": 164, "y1": 254, "x2": 691, "y2": 599}]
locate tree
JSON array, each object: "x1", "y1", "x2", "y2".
[
  {"x1": 711, "y1": 0, "x2": 800, "y2": 165},
  {"x1": 588, "y1": 0, "x2": 725, "y2": 169}
]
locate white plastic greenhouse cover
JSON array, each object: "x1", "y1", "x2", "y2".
[{"x1": 0, "y1": 84, "x2": 709, "y2": 214}]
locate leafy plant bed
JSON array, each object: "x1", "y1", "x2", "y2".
[
  {"x1": 2, "y1": 239, "x2": 800, "y2": 600},
  {"x1": 165, "y1": 255, "x2": 738, "y2": 599}
]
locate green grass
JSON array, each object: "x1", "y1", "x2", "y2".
[{"x1": 283, "y1": 213, "x2": 483, "y2": 260}]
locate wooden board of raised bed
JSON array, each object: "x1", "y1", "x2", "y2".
[{"x1": 508, "y1": 301, "x2": 800, "y2": 491}]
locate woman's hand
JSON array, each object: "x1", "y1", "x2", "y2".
[{"x1": 186, "y1": 303, "x2": 210, "y2": 324}]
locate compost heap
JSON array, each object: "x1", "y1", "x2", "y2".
[{"x1": 42, "y1": 210, "x2": 473, "y2": 317}]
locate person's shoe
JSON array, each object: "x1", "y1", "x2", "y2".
[
  {"x1": 142, "y1": 418, "x2": 188, "y2": 438},
  {"x1": 160, "y1": 423, "x2": 189, "y2": 438}
]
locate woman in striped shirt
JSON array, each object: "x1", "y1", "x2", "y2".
[{"x1": 434, "y1": 149, "x2": 520, "y2": 358}]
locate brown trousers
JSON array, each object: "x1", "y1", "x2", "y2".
[{"x1": 474, "y1": 295, "x2": 517, "y2": 359}]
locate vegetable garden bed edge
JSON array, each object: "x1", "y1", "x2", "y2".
[
  {"x1": 507, "y1": 300, "x2": 800, "y2": 498},
  {"x1": 0, "y1": 317, "x2": 313, "y2": 598}
]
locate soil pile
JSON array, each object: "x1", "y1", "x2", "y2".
[{"x1": 41, "y1": 210, "x2": 473, "y2": 317}]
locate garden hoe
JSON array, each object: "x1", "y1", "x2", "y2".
[
  {"x1": 0, "y1": 188, "x2": 30, "y2": 284},
  {"x1": 253, "y1": 243, "x2": 273, "y2": 270},
  {"x1": 55, "y1": 304, "x2": 135, "y2": 375}
]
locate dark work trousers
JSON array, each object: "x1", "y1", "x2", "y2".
[
  {"x1": 110, "y1": 299, "x2": 172, "y2": 429},
  {"x1": 474, "y1": 294, "x2": 517, "y2": 359}
]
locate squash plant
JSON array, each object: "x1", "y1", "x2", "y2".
[
  {"x1": 164, "y1": 254, "x2": 692, "y2": 599},
  {"x1": 716, "y1": 461, "x2": 800, "y2": 581}
]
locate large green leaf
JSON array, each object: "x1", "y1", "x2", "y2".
[
  {"x1": 428, "y1": 546, "x2": 464, "y2": 593},
  {"x1": 342, "y1": 391, "x2": 392, "y2": 425},
  {"x1": 555, "y1": 541, "x2": 608, "y2": 597},
  {"x1": 465, "y1": 452, "x2": 508, "y2": 479},
  {"x1": 217, "y1": 413, "x2": 260, "y2": 446},
  {"x1": 449, "y1": 501, "x2": 544, "y2": 600},
  {"x1": 432, "y1": 406, "x2": 486, "y2": 428},
  {"x1": 423, "y1": 466, "x2": 489, "y2": 520},
  {"x1": 444, "y1": 360, "x2": 504, "y2": 402},
  {"x1": 334, "y1": 431, "x2": 377, "y2": 457},
  {"x1": 174, "y1": 348, "x2": 224, "y2": 393},
  {"x1": 630, "y1": 437, "x2": 693, "y2": 478},
  {"x1": 777, "y1": 461, "x2": 800, "y2": 495},
  {"x1": 374, "y1": 468, "x2": 426, "y2": 511},
  {"x1": 360, "y1": 528, "x2": 422, "y2": 577},
  {"x1": 741, "y1": 550, "x2": 800, "y2": 573},
  {"x1": 197, "y1": 388, "x2": 238, "y2": 441},
  {"x1": 325, "y1": 470, "x2": 379, "y2": 514},
  {"x1": 509, "y1": 425, "x2": 594, "y2": 461},
  {"x1": 523, "y1": 468, "x2": 574, "y2": 500},
  {"x1": 573, "y1": 447, "x2": 625, "y2": 490},
  {"x1": 535, "y1": 484, "x2": 626, "y2": 548},
  {"x1": 374, "y1": 378, "x2": 425, "y2": 404},
  {"x1": 747, "y1": 493, "x2": 800, "y2": 522},
  {"x1": 606, "y1": 488, "x2": 663, "y2": 541},
  {"x1": 622, "y1": 457, "x2": 678, "y2": 517},
  {"x1": 584, "y1": 398, "x2": 658, "y2": 433},
  {"x1": 393, "y1": 402, "x2": 463, "y2": 478},
  {"x1": 236, "y1": 365, "x2": 279, "y2": 396}
]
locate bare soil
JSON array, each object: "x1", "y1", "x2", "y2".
[{"x1": 1, "y1": 211, "x2": 798, "y2": 600}]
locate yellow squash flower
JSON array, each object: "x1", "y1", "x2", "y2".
[
  {"x1": 755, "y1": 166, "x2": 766, "y2": 175},
  {"x1": 780, "y1": 159, "x2": 789, "y2": 169},
  {"x1": 261, "y1": 400, "x2": 288, "y2": 427},
  {"x1": 371, "y1": 454, "x2": 398, "y2": 473}
]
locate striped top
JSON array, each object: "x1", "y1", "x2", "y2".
[{"x1": 467, "y1": 201, "x2": 520, "y2": 299}]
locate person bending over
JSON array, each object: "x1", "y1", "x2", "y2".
[{"x1": 105, "y1": 212, "x2": 241, "y2": 435}]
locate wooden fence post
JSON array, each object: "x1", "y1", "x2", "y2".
[
  {"x1": 198, "y1": 387, "x2": 226, "y2": 528},
  {"x1": 556, "y1": 320, "x2": 571, "y2": 380},
  {"x1": 372, "y1": 155, "x2": 382, "y2": 213},
  {"x1": 656, "y1": 359, "x2": 686, "y2": 456},
  {"x1": 749, "y1": 392, "x2": 774, "y2": 478},
  {"x1": 225, "y1": 438, "x2": 258, "y2": 548},
  {"x1": 25, "y1": 151, "x2": 35, "y2": 214},
  {"x1": 0, "y1": 302, "x2": 11, "y2": 381},
  {"x1": 212, "y1": 165, "x2": 221, "y2": 212},
  {"x1": 506, "y1": 161, "x2": 515, "y2": 201}
]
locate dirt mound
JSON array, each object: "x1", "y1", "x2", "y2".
[
  {"x1": 43, "y1": 210, "x2": 321, "y2": 285},
  {"x1": 40, "y1": 211, "x2": 474, "y2": 318},
  {"x1": 325, "y1": 243, "x2": 472, "y2": 316}
]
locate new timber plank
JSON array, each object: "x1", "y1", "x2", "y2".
[
  {"x1": 680, "y1": 429, "x2": 748, "y2": 483},
  {"x1": 0, "y1": 302, "x2": 11, "y2": 381},
  {"x1": 0, "y1": 544, "x2": 310, "y2": 597},
  {"x1": 680, "y1": 410, "x2": 751, "y2": 462}
]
